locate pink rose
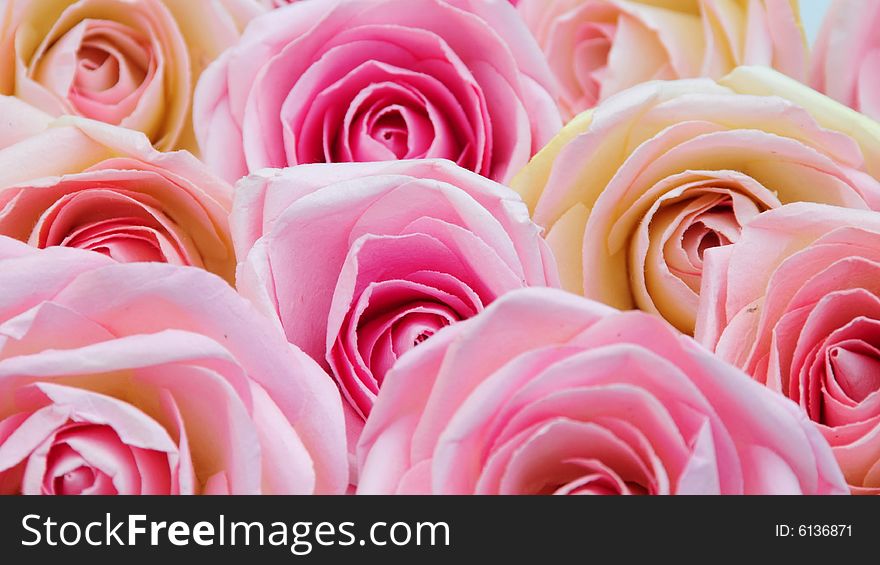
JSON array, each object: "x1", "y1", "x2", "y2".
[
  {"x1": 0, "y1": 0, "x2": 258, "y2": 152},
  {"x1": 696, "y1": 203, "x2": 880, "y2": 494},
  {"x1": 811, "y1": 0, "x2": 880, "y2": 122},
  {"x1": 233, "y1": 159, "x2": 559, "y2": 439},
  {"x1": 512, "y1": 67, "x2": 880, "y2": 335},
  {"x1": 357, "y1": 287, "x2": 846, "y2": 494},
  {"x1": 0, "y1": 239, "x2": 347, "y2": 495},
  {"x1": 517, "y1": 0, "x2": 807, "y2": 118},
  {"x1": 194, "y1": 0, "x2": 561, "y2": 184},
  {"x1": 0, "y1": 105, "x2": 235, "y2": 282}
]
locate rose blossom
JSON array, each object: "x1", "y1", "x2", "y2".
[
  {"x1": 512, "y1": 66, "x2": 880, "y2": 335},
  {"x1": 0, "y1": 0, "x2": 259, "y2": 152},
  {"x1": 811, "y1": 0, "x2": 880, "y2": 122},
  {"x1": 696, "y1": 203, "x2": 880, "y2": 494},
  {"x1": 517, "y1": 0, "x2": 807, "y2": 118},
  {"x1": 0, "y1": 105, "x2": 235, "y2": 282},
  {"x1": 194, "y1": 0, "x2": 561, "y2": 184},
  {"x1": 233, "y1": 159, "x2": 559, "y2": 438},
  {"x1": 357, "y1": 287, "x2": 846, "y2": 495},
  {"x1": 0, "y1": 239, "x2": 347, "y2": 495}
]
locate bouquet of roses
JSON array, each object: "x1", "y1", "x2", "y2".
[{"x1": 0, "y1": 0, "x2": 877, "y2": 496}]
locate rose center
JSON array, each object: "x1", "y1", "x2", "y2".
[
  {"x1": 78, "y1": 46, "x2": 111, "y2": 72},
  {"x1": 682, "y1": 222, "x2": 729, "y2": 266},
  {"x1": 32, "y1": 188, "x2": 199, "y2": 266},
  {"x1": 54, "y1": 466, "x2": 97, "y2": 496},
  {"x1": 696, "y1": 231, "x2": 721, "y2": 260},
  {"x1": 30, "y1": 19, "x2": 156, "y2": 125},
  {"x1": 370, "y1": 108, "x2": 409, "y2": 159},
  {"x1": 538, "y1": 459, "x2": 653, "y2": 496},
  {"x1": 636, "y1": 174, "x2": 779, "y2": 335},
  {"x1": 40, "y1": 427, "x2": 122, "y2": 496},
  {"x1": 413, "y1": 329, "x2": 434, "y2": 347},
  {"x1": 662, "y1": 198, "x2": 739, "y2": 289},
  {"x1": 74, "y1": 32, "x2": 145, "y2": 95},
  {"x1": 572, "y1": 21, "x2": 615, "y2": 105},
  {"x1": 828, "y1": 345, "x2": 880, "y2": 403}
]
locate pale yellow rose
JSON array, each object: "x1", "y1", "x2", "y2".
[
  {"x1": 517, "y1": 0, "x2": 808, "y2": 119},
  {"x1": 512, "y1": 66, "x2": 880, "y2": 334},
  {"x1": 0, "y1": 0, "x2": 259, "y2": 153}
]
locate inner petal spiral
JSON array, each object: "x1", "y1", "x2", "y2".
[{"x1": 629, "y1": 172, "x2": 779, "y2": 333}]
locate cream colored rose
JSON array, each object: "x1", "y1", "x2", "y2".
[
  {"x1": 517, "y1": 0, "x2": 808, "y2": 119},
  {"x1": 0, "y1": 0, "x2": 258, "y2": 152},
  {"x1": 512, "y1": 66, "x2": 880, "y2": 334}
]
